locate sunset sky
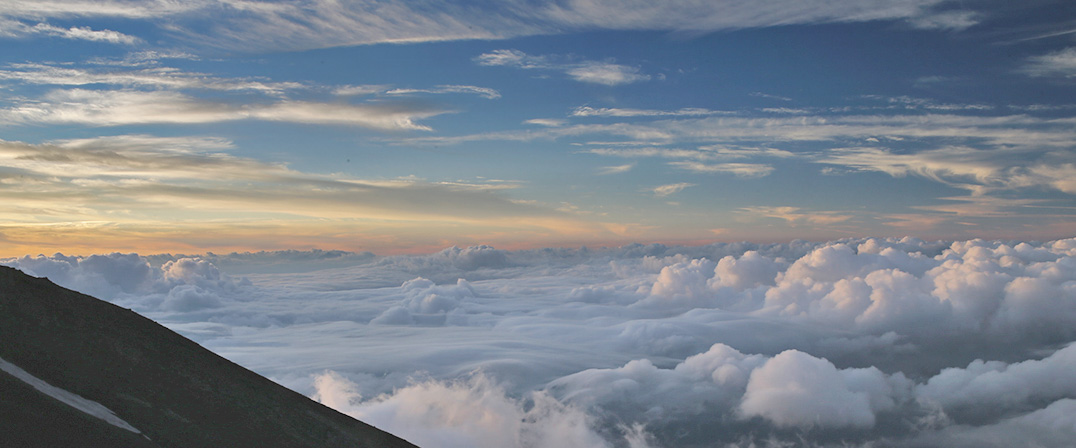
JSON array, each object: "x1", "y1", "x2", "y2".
[{"x1": 2, "y1": 0, "x2": 1075, "y2": 256}]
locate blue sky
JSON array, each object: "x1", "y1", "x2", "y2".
[{"x1": 1, "y1": 0, "x2": 1075, "y2": 256}]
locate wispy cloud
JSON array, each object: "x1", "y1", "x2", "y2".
[
  {"x1": 0, "y1": 0, "x2": 199, "y2": 19},
  {"x1": 750, "y1": 92, "x2": 793, "y2": 102},
  {"x1": 907, "y1": 10, "x2": 979, "y2": 30},
  {"x1": 28, "y1": 23, "x2": 140, "y2": 44},
  {"x1": 596, "y1": 163, "x2": 634, "y2": 175},
  {"x1": 819, "y1": 146, "x2": 1076, "y2": 195},
  {"x1": 0, "y1": 89, "x2": 445, "y2": 131},
  {"x1": 860, "y1": 95, "x2": 994, "y2": 111},
  {"x1": 333, "y1": 84, "x2": 391, "y2": 96},
  {"x1": 523, "y1": 118, "x2": 566, "y2": 127},
  {"x1": 652, "y1": 182, "x2": 693, "y2": 197},
  {"x1": 1023, "y1": 47, "x2": 1076, "y2": 78},
  {"x1": 403, "y1": 113, "x2": 1076, "y2": 150},
  {"x1": 476, "y1": 49, "x2": 649, "y2": 86},
  {"x1": 0, "y1": 63, "x2": 304, "y2": 95},
  {"x1": 0, "y1": 0, "x2": 974, "y2": 51},
  {"x1": 0, "y1": 135, "x2": 604, "y2": 252},
  {"x1": 564, "y1": 62, "x2": 650, "y2": 86},
  {"x1": 669, "y1": 161, "x2": 775, "y2": 178},
  {"x1": 386, "y1": 85, "x2": 501, "y2": 99},
  {"x1": 738, "y1": 206, "x2": 853, "y2": 225},
  {"x1": 572, "y1": 106, "x2": 730, "y2": 117}
]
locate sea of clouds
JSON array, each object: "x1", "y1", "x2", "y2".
[{"x1": 5, "y1": 237, "x2": 1076, "y2": 447}]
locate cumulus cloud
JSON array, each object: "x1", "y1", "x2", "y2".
[
  {"x1": 313, "y1": 372, "x2": 626, "y2": 448},
  {"x1": 6, "y1": 236, "x2": 1076, "y2": 446},
  {"x1": 740, "y1": 350, "x2": 910, "y2": 428},
  {"x1": 372, "y1": 278, "x2": 477, "y2": 325},
  {"x1": 908, "y1": 398, "x2": 1076, "y2": 448},
  {"x1": 916, "y1": 343, "x2": 1076, "y2": 418},
  {"x1": 0, "y1": 252, "x2": 247, "y2": 311}
]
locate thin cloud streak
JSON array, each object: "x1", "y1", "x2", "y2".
[
  {"x1": 0, "y1": 135, "x2": 613, "y2": 254},
  {"x1": 670, "y1": 161, "x2": 775, "y2": 178},
  {"x1": 596, "y1": 164, "x2": 633, "y2": 175},
  {"x1": 0, "y1": 89, "x2": 446, "y2": 131},
  {"x1": 652, "y1": 182, "x2": 693, "y2": 197},
  {"x1": 385, "y1": 85, "x2": 501, "y2": 99},
  {"x1": 476, "y1": 49, "x2": 650, "y2": 86},
  {"x1": 0, "y1": 63, "x2": 305, "y2": 94}
]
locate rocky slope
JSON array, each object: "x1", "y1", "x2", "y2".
[{"x1": 0, "y1": 266, "x2": 416, "y2": 448}]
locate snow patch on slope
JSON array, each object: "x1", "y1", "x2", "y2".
[{"x1": 0, "y1": 355, "x2": 142, "y2": 434}]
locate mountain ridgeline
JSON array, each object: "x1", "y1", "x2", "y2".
[{"x1": 0, "y1": 266, "x2": 416, "y2": 448}]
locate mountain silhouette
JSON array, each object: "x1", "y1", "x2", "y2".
[{"x1": 0, "y1": 266, "x2": 416, "y2": 447}]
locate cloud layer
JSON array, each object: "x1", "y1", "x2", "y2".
[{"x1": 5, "y1": 236, "x2": 1076, "y2": 446}]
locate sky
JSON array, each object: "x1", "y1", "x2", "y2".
[
  {"x1": 3, "y1": 2, "x2": 1076, "y2": 447},
  {"x1": 1, "y1": 0, "x2": 1075, "y2": 257}
]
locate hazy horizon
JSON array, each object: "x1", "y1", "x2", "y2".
[{"x1": 1, "y1": 1, "x2": 1074, "y2": 257}]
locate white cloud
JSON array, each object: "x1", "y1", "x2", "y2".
[
  {"x1": 313, "y1": 372, "x2": 626, "y2": 448},
  {"x1": 651, "y1": 182, "x2": 693, "y2": 197},
  {"x1": 29, "y1": 23, "x2": 140, "y2": 44},
  {"x1": 571, "y1": 106, "x2": 729, "y2": 117},
  {"x1": 740, "y1": 349, "x2": 909, "y2": 428},
  {"x1": 249, "y1": 101, "x2": 442, "y2": 131},
  {"x1": 476, "y1": 49, "x2": 649, "y2": 86},
  {"x1": 524, "y1": 118, "x2": 567, "y2": 127},
  {"x1": 750, "y1": 92, "x2": 793, "y2": 102},
  {"x1": 0, "y1": 0, "x2": 981, "y2": 51},
  {"x1": 908, "y1": 10, "x2": 979, "y2": 30},
  {"x1": 916, "y1": 343, "x2": 1076, "y2": 415},
  {"x1": 596, "y1": 164, "x2": 633, "y2": 175},
  {"x1": 669, "y1": 161, "x2": 775, "y2": 177},
  {"x1": 0, "y1": 63, "x2": 305, "y2": 94},
  {"x1": 0, "y1": 0, "x2": 200, "y2": 19},
  {"x1": 1023, "y1": 47, "x2": 1076, "y2": 78},
  {"x1": 820, "y1": 146, "x2": 1076, "y2": 195},
  {"x1": 565, "y1": 62, "x2": 650, "y2": 86},
  {"x1": 5, "y1": 236, "x2": 1076, "y2": 446},
  {"x1": 908, "y1": 398, "x2": 1076, "y2": 448},
  {"x1": 0, "y1": 89, "x2": 445, "y2": 130},
  {"x1": 386, "y1": 84, "x2": 501, "y2": 99},
  {"x1": 475, "y1": 49, "x2": 551, "y2": 69},
  {"x1": 332, "y1": 84, "x2": 391, "y2": 96}
]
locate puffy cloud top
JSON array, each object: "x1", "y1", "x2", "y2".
[{"x1": 5, "y1": 237, "x2": 1076, "y2": 446}]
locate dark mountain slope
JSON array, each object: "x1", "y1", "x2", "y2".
[
  {"x1": 0, "y1": 266, "x2": 416, "y2": 448},
  {"x1": 0, "y1": 371, "x2": 162, "y2": 448}
]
